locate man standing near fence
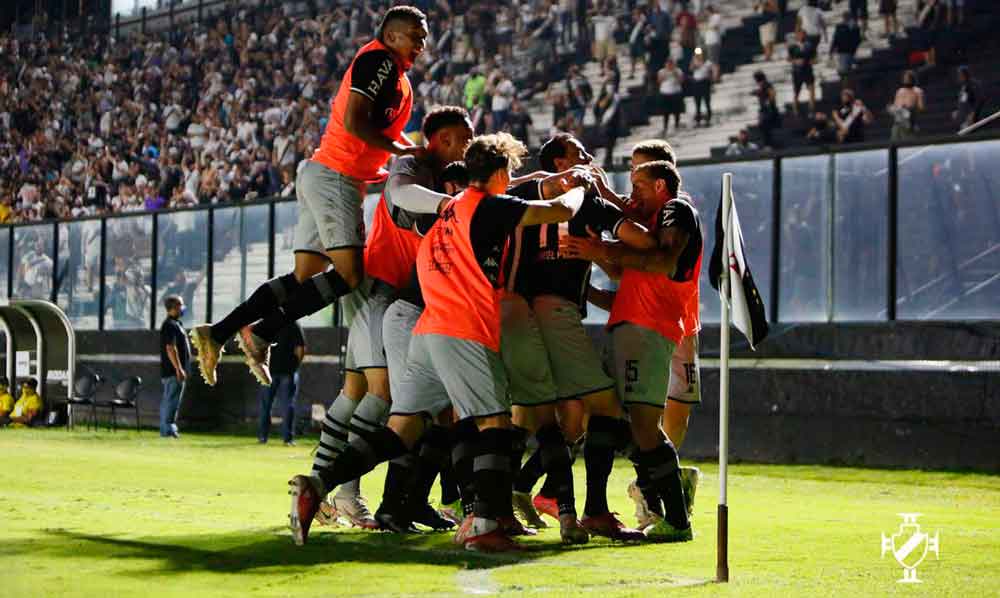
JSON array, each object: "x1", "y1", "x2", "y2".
[
  {"x1": 258, "y1": 323, "x2": 306, "y2": 446},
  {"x1": 160, "y1": 295, "x2": 190, "y2": 439}
]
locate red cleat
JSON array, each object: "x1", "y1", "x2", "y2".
[
  {"x1": 532, "y1": 494, "x2": 559, "y2": 521},
  {"x1": 499, "y1": 515, "x2": 538, "y2": 536},
  {"x1": 464, "y1": 528, "x2": 524, "y2": 553},
  {"x1": 580, "y1": 512, "x2": 645, "y2": 543},
  {"x1": 288, "y1": 475, "x2": 322, "y2": 545}
]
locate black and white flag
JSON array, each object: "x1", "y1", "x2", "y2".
[{"x1": 708, "y1": 183, "x2": 769, "y2": 349}]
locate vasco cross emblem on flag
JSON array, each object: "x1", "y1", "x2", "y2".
[{"x1": 881, "y1": 513, "x2": 940, "y2": 583}]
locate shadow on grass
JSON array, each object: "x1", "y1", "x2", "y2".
[{"x1": 16, "y1": 527, "x2": 639, "y2": 577}]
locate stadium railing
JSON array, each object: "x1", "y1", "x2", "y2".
[{"x1": 1, "y1": 132, "x2": 997, "y2": 333}]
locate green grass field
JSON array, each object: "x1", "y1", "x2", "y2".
[{"x1": 2, "y1": 429, "x2": 997, "y2": 597}]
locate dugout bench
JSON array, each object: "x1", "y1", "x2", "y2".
[{"x1": 0, "y1": 299, "x2": 76, "y2": 425}]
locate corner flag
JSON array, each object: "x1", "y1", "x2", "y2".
[
  {"x1": 708, "y1": 177, "x2": 769, "y2": 349},
  {"x1": 710, "y1": 173, "x2": 769, "y2": 584}
]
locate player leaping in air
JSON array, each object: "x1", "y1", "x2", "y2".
[{"x1": 189, "y1": 6, "x2": 428, "y2": 386}]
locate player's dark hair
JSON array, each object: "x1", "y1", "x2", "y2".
[
  {"x1": 634, "y1": 160, "x2": 682, "y2": 199},
  {"x1": 464, "y1": 133, "x2": 527, "y2": 183},
  {"x1": 538, "y1": 133, "x2": 576, "y2": 172},
  {"x1": 163, "y1": 294, "x2": 183, "y2": 311},
  {"x1": 25, "y1": 378, "x2": 38, "y2": 389},
  {"x1": 632, "y1": 139, "x2": 676, "y2": 164},
  {"x1": 378, "y1": 6, "x2": 426, "y2": 40},
  {"x1": 441, "y1": 161, "x2": 470, "y2": 187},
  {"x1": 422, "y1": 106, "x2": 471, "y2": 139}
]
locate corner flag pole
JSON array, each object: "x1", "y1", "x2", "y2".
[{"x1": 717, "y1": 173, "x2": 732, "y2": 583}]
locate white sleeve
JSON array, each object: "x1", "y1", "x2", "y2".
[{"x1": 387, "y1": 175, "x2": 450, "y2": 214}]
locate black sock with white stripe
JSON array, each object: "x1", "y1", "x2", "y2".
[
  {"x1": 318, "y1": 426, "x2": 408, "y2": 495},
  {"x1": 210, "y1": 273, "x2": 300, "y2": 345},
  {"x1": 336, "y1": 393, "x2": 390, "y2": 500},
  {"x1": 473, "y1": 427, "x2": 515, "y2": 522},
  {"x1": 252, "y1": 269, "x2": 351, "y2": 342},
  {"x1": 310, "y1": 393, "x2": 357, "y2": 493}
]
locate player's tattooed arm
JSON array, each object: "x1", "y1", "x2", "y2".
[
  {"x1": 344, "y1": 92, "x2": 426, "y2": 158},
  {"x1": 587, "y1": 284, "x2": 617, "y2": 311},
  {"x1": 560, "y1": 226, "x2": 683, "y2": 277}
]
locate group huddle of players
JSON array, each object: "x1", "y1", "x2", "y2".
[{"x1": 188, "y1": 6, "x2": 703, "y2": 553}]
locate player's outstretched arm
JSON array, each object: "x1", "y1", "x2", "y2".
[
  {"x1": 519, "y1": 187, "x2": 586, "y2": 226},
  {"x1": 560, "y1": 224, "x2": 687, "y2": 278}
]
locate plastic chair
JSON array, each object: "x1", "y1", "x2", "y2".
[
  {"x1": 69, "y1": 372, "x2": 102, "y2": 430},
  {"x1": 107, "y1": 376, "x2": 142, "y2": 432}
]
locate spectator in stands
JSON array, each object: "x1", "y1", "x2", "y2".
[
  {"x1": 830, "y1": 11, "x2": 863, "y2": 81},
  {"x1": 646, "y1": 2, "x2": 674, "y2": 78},
  {"x1": 953, "y1": 66, "x2": 984, "y2": 131},
  {"x1": 914, "y1": 0, "x2": 945, "y2": 67},
  {"x1": 0, "y1": 377, "x2": 14, "y2": 426},
  {"x1": 690, "y1": 49, "x2": 714, "y2": 127},
  {"x1": 8, "y1": 379, "x2": 43, "y2": 427},
  {"x1": 676, "y1": 1, "x2": 699, "y2": 72},
  {"x1": 888, "y1": 70, "x2": 925, "y2": 140},
  {"x1": 796, "y1": 0, "x2": 827, "y2": 50},
  {"x1": 658, "y1": 58, "x2": 686, "y2": 135},
  {"x1": 594, "y1": 72, "x2": 622, "y2": 168},
  {"x1": 832, "y1": 88, "x2": 874, "y2": 143},
  {"x1": 257, "y1": 322, "x2": 305, "y2": 446},
  {"x1": 806, "y1": 112, "x2": 837, "y2": 144},
  {"x1": 849, "y1": 0, "x2": 869, "y2": 35},
  {"x1": 755, "y1": 0, "x2": 780, "y2": 61},
  {"x1": 489, "y1": 69, "x2": 516, "y2": 132},
  {"x1": 880, "y1": 0, "x2": 899, "y2": 37},
  {"x1": 946, "y1": 0, "x2": 965, "y2": 26},
  {"x1": 507, "y1": 99, "x2": 535, "y2": 149},
  {"x1": 628, "y1": 6, "x2": 649, "y2": 79},
  {"x1": 702, "y1": 4, "x2": 723, "y2": 82},
  {"x1": 567, "y1": 64, "x2": 593, "y2": 127},
  {"x1": 159, "y1": 294, "x2": 190, "y2": 439},
  {"x1": 752, "y1": 70, "x2": 781, "y2": 148},
  {"x1": 591, "y1": 2, "x2": 618, "y2": 63},
  {"x1": 789, "y1": 29, "x2": 817, "y2": 117},
  {"x1": 726, "y1": 129, "x2": 760, "y2": 156}
]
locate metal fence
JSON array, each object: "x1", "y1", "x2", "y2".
[{"x1": 2, "y1": 134, "x2": 997, "y2": 331}]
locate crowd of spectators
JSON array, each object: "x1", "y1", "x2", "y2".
[{"x1": 0, "y1": 0, "x2": 598, "y2": 225}]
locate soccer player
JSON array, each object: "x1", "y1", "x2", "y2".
[
  {"x1": 190, "y1": 6, "x2": 428, "y2": 387},
  {"x1": 310, "y1": 106, "x2": 474, "y2": 530},
  {"x1": 503, "y1": 135, "x2": 657, "y2": 544},
  {"x1": 562, "y1": 160, "x2": 700, "y2": 542},
  {"x1": 288, "y1": 133, "x2": 587, "y2": 552}
]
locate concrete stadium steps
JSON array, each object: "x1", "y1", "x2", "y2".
[
  {"x1": 210, "y1": 241, "x2": 269, "y2": 302},
  {"x1": 608, "y1": 0, "x2": 921, "y2": 160}
]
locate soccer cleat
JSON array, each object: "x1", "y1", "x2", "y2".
[
  {"x1": 189, "y1": 325, "x2": 223, "y2": 386},
  {"x1": 333, "y1": 494, "x2": 379, "y2": 530},
  {"x1": 580, "y1": 512, "x2": 645, "y2": 543},
  {"x1": 680, "y1": 466, "x2": 700, "y2": 518},
  {"x1": 499, "y1": 515, "x2": 538, "y2": 537},
  {"x1": 532, "y1": 493, "x2": 559, "y2": 521},
  {"x1": 643, "y1": 515, "x2": 694, "y2": 543},
  {"x1": 411, "y1": 503, "x2": 456, "y2": 531},
  {"x1": 237, "y1": 325, "x2": 273, "y2": 386},
  {"x1": 464, "y1": 528, "x2": 524, "y2": 553},
  {"x1": 453, "y1": 514, "x2": 475, "y2": 544},
  {"x1": 627, "y1": 479, "x2": 655, "y2": 529},
  {"x1": 314, "y1": 499, "x2": 340, "y2": 527},
  {"x1": 438, "y1": 499, "x2": 464, "y2": 525},
  {"x1": 288, "y1": 475, "x2": 322, "y2": 545},
  {"x1": 512, "y1": 491, "x2": 548, "y2": 529},
  {"x1": 559, "y1": 514, "x2": 590, "y2": 545},
  {"x1": 375, "y1": 509, "x2": 421, "y2": 534}
]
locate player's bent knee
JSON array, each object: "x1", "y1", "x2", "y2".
[
  {"x1": 475, "y1": 414, "x2": 511, "y2": 431},
  {"x1": 387, "y1": 414, "x2": 425, "y2": 450},
  {"x1": 364, "y1": 368, "x2": 391, "y2": 402}
]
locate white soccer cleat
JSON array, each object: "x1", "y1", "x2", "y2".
[{"x1": 627, "y1": 479, "x2": 655, "y2": 529}]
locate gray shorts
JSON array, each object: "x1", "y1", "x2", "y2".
[
  {"x1": 293, "y1": 160, "x2": 366, "y2": 255},
  {"x1": 612, "y1": 323, "x2": 677, "y2": 408},
  {"x1": 668, "y1": 334, "x2": 701, "y2": 405},
  {"x1": 392, "y1": 333, "x2": 510, "y2": 420},
  {"x1": 344, "y1": 280, "x2": 393, "y2": 371},
  {"x1": 533, "y1": 294, "x2": 615, "y2": 400},
  {"x1": 500, "y1": 294, "x2": 557, "y2": 407},
  {"x1": 382, "y1": 299, "x2": 422, "y2": 402}
]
